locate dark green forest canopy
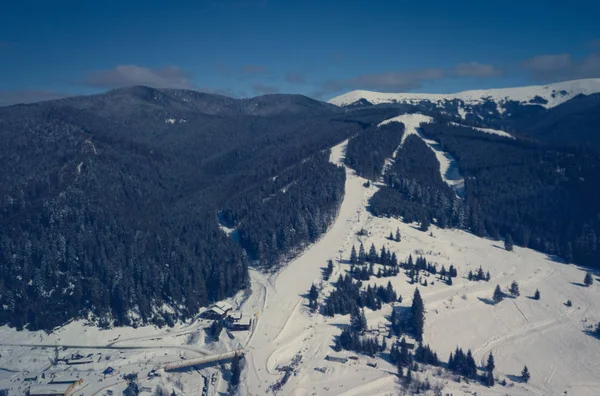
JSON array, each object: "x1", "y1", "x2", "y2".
[{"x1": 0, "y1": 87, "x2": 385, "y2": 330}]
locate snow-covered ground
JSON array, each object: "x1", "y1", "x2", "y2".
[
  {"x1": 2, "y1": 133, "x2": 600, "y2": 395},
  {"x1": 328, "y1": 78, "x2": 600, "y2": 109},
  {"x1": 238, "y1": 137, "x2": 600, "y2": 395},
  {"x1": 449, "y1": 122, "x2": 514, "y2": 139},
  {"x1": 381, "y1": 114, "x2": 465, "y2": 198}
]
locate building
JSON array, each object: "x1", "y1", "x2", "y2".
[
  {"x1": 325, "y1": 355, "x2": 348, "y2": 363},
  {"x1": 50, "y1": 376, "x2": 82, "y2": 385},
  {"x1": 28, "y1": 382, "x2": 79, "y2": 396},
  {"x1": 230, "y1": 315, "x2": 252, "y2": 331},
  {"x1": 203, "y1": 302, "x2": 233, "y2": 319},
  {"x1": 66, "y1": 357, "x2": 93, "y2": 365}
]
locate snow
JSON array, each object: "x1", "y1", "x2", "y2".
[
  {"x1": 329, "y1": 78, "x2": 600, "y2": 109},
  {"x1": 450, "y1": 122, "x2": 514, "y2": 139},
  {"x1": 380, "y1": 114, "x2": 465, "y2": 198},
  {"x1": 2, "y1": 132, "x2": 600, "y2": 395},
  {"x1": 238, "y1": 135, "x2": 600, "y2": 396}
]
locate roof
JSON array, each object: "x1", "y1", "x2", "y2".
[
  {"x1": 227, "y1": 310, "x2": 242, "y2": 320},
  {"x1": 29, "y1": 383, "x2": 73, "y2": 395},
  {"x1": 208, "y1": 301, "x2": 233, "y2": 316},
  {"x1": 237, "y1": 316, "x2": 251, "y2": 326},
  {"x1": 50, "y1": 375, "x2": 82, "y2": 384}
]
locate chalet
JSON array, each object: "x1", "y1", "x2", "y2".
[{"x1": 203, "y1": 302, "x2": 233, "y2": 319}]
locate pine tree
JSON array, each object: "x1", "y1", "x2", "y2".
[
  {"x1": 411, "y1": 288, "x2": 425, "y2": 342},
  {"x1": 309, "y1": 284, "x2": 319, "y2": 310},
  {"x1": 493, "y1": 285, "x2": 503, "y2": 304},
  {"x1": 584, "y1": 271, "x2": 594, "y2": 287},
  {"x1": 389, "y1": 231, "x2": 394, "y2": 241},
  {"x1": 505, "y1": 234, "x2": 514, "y2": 251},
  {"x1": 231, "y1": 355, "x2": 242, "y2": 386},
  {"x1": 533, "y1": 289, "x2": 540, "y2": 300},
  {"x1": 325, "y1": 259, "x2": 334, "y2": 280},
  {"x1": 521, "y1": 365, "x2": 530, "y2": 383},
  {"x1": 509, "y1": 281, "x2": 520, "y2": 297},
  {"x1": 468, "y1": 271, "x2": 473, "y2": 281},
  {"x1": 350, "y1": 308, "x2": 367, "y2": 333},
  {"x1": 477, "y1": 266, "x2": 485, "y2": 281},
  {"x1": 368, "y1": 243, "x2": 377, "y2": 263},
  {"x1": 350, "y1": 246, "x2": 358, "y2": 265},
  {"x1": 395, "y1": 228, "x2": 401, "y2": 242},
  {"x1": 486, "y1": 370, "x2": 495, "y2": 387},
  {"x1": 358, "y1": 243, "x2": 366, "y2": 263},
  {"x1": 486, "y1": 271, "x2": 491, "y2": 282},
  {"x1": 486, "y1": 352, "x2": 495, "y2": 372}
]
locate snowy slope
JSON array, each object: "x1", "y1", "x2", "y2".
[
  {"x1": 239, "y1": 140, "x2": 600, "y2": 395},
  {"x1": 329, "y1": 78, "x2": 600, "y2": 109},
  {"x1": 380, "y1": 114, "x2": 465, "y2": 198},
  {"x1": 449, "y1": 122, "x2": 514, "y2": 139}
]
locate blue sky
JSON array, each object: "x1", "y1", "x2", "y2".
[{"x1": 1, "y1": 0, "x2": 599, "y2": 105}]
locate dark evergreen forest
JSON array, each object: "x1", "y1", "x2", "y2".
[
  {"x1": 0, "y1": 87, "x2": 379, "y2": 330},
  {"x1": 220, "y1": 151, "x2": 345, "y2": 267},
  {"x1": 344, "y1": 122, "x2": 405, "y2": 180},
  {"x1": 371, "y1": 120, "x2": 600, "y2": 268}
]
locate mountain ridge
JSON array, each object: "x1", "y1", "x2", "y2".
[{"x1": 328, "y1": 78, "x2": 600, "y2": 109}]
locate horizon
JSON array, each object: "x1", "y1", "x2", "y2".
[{"x1": 1, "y1": 1, "x2": 600, "y2": 106}]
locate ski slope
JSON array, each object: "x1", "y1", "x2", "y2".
[
  {"x1": 380, "y1": 114, "x2": 465, "y2": 198},
  {"x1": 238, "y1": 136, "x2": 600, "y2": 396},
  {"x1": 449, "y1": 122, "x2": 515, "y2": 139},
  {"x1": 329, "y1": 78, "x2": 600, "y2": 109}
]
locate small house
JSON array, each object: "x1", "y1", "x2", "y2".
[{"x1": 325, "y1": 355, "x2": 348, "y2": 363}]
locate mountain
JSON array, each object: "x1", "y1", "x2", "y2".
[
  {"x1": 329, "y1": 79, "x2": 600, "y2": 146},
  {"x1": 328, "y1": 78, "x2": 600, "y2": 110},
  {"x1": 0, "y1": 86, "x2": 377, "y2": 330}
]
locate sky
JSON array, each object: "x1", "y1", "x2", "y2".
[{"x1": 1, "y1": 0, "x2": 599, "y2": 105}]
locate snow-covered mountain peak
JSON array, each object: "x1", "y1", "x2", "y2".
[{"x1": 328, "y1": 78, "x2": 600, "y2": 109}]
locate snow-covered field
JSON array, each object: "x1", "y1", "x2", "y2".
[{"x1": 1, "y1": 130, "x2": 599, "y2": 395}]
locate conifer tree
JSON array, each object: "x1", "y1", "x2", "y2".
[
  {"x1": 521, "y1": 365, "x2": 530, "y2": 383},
  {"x1": 325, "y1": 259, "x2": 334, "y2": 280},
  {"x1": 231, "y1": 355, "x2": 242, "y2": 386},
  {"x1": 358, "y1": 243, "x2": 366, "y2": 263},
  {"x1": 395, "y1": 228, "x2": 401, "y2": 242},
  {"x1": 486, "y1": 271, "x2": 491, "y2": 281},
  {"x1": 368, "y1": 243, "x2": 377, "y2": 263},
  {"x1": 468, "y1": 271, "x2": 473, "y2": 281},
  {"x1": 350, "y1": 246, "x2": 358, "y2": 265},
  {"x1": 389, "y1": 231, "x2": 394, "y2": 241},
  {"x1": 533, "y1": 289, "x2": 540, "y2": 300},
  {"x1": 509, "y1": 281, "x2": 520, "y2": 297},
  {"x1": 493, "y1": 285, "x2": 503, "y2": 304},
  {"x1": 584, "y1": 271, "x2": 594, "y2": 287},
  {"x1": 411, "y1": 288, "x2": 425, "y2": 342},
  {"x1": 350, "y1": 308, "x2": 367, "y2": 333},
  {"x1": 505, "y1": 234, "x2": 514, "y2": 251}
]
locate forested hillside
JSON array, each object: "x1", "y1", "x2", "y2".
[
  {"x1": 370, "y1": 119, "x2": 600, "y2": 268},
  {"x1": 344, "y1": 122, "x2": 404, "y2": 180},
  {"x1": 0, "y1": 87, "x2": 377, "y2": 330},
  {"x1": 221, "y1": 151, "x2": 345, "y2": 267}
]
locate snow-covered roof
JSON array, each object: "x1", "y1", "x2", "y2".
[
  {"x1": 328, "y1": 78, "x2": 600, "y2": 109},
  {"x1": 29, "y1": 383, "x2": 73, "y2": 395}
]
